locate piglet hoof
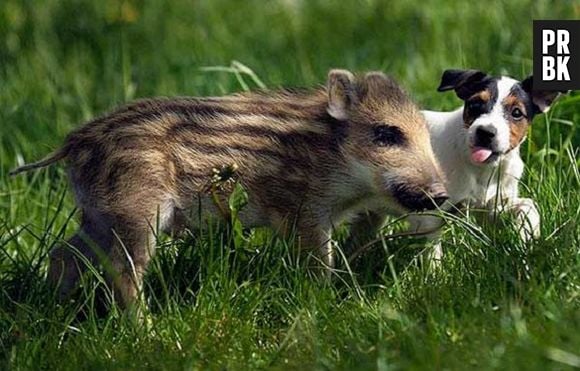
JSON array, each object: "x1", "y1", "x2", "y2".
[{"x1": 512, "y1": 198, "x2": 540, "y2": 242}]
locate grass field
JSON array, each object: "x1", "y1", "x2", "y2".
[{"x1": 1, "y1": 0, "x2": 579, "y2": 369}]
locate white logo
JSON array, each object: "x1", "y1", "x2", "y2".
[{"x1": 542, "y1": 29, "x2": 571, "y2": 81}]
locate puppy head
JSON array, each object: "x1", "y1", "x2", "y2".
[{"x1": 437, "y1": 69, "x2": 565, "y2": 166}]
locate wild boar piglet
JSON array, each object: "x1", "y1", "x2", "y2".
[{"x1": 11, "y1": 69, "x2": 447, "y2": 308}]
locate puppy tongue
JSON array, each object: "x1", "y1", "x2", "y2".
[{"x1": 471, "y1": 147, "x2": 492, "y2": 163}]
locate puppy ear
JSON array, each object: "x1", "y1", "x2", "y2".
[
  {"x1": 521, "y1": 75, "x2": 567, "y2": 113},
  {"x1": 327, "y1": 69, "x2": 357, "y2": 120},
  {"x1": 437, "y1": 69, "x2": 489, "y2": 100}
]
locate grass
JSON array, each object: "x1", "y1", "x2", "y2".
[{"x1": 1, "y1": 0, "x2": 579, "y2": 369}]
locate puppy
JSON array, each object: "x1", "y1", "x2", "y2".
[{"x1": 410, "y1": 70, "x2": 565, "y2": 259}]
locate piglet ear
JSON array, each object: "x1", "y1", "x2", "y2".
[
  {"x1": 327, "y1": 69, "x2": 357, "y2": 120},
  {"x1": 437, "y1": 69, "x2": 489, "y2": 100},
  {"x1": 521, "y1": 75, "x2": 567, "y2": 113}
]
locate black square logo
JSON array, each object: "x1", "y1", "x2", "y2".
[{"x1": 534, "y1": 20, "x2": 580, "y2": 90}]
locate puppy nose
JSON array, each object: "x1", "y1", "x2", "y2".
[
  {"x1": 475, "y1": 126, "x2": 497, "y2": 146},
  {"x1": 428, "y1": 183, "x2": 448, "y2": 207}
]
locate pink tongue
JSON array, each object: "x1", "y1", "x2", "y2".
[{"x1": 471, "y1": 147, "x2": 493, "y2": 163}]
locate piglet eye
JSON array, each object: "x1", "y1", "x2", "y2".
[
  {"x1": 511, "y1": 108, "x2": 524, "y2": 120},
  {"x1": 373, "y1": 124, "x2": 406, "y2": 146}
]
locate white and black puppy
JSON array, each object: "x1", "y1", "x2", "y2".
[
  {"x1": 407, "y1": 69, "x2": 564, "y2": 259},
  {"x1": 347, "y1": 69, "x2": 564, "y2": 262}
]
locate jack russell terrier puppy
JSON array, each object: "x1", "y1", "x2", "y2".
[{"x1": 349, "y1": 69, "x2": 564, "y2": 262}]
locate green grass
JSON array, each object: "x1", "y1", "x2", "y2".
[{"x1": 1, "y1": 0, "x2": 579, "y2": 369}]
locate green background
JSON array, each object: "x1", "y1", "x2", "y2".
[{"x1": 1, "y1": 1, "x2": 579, "y2": 369}]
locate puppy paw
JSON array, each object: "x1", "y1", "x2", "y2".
[
  {"x1": 511, "y1": 198, "x2": 540, "y2": 241},
  {"x1": 426, "y1": 242, "x2": 444, "y2": 270}
]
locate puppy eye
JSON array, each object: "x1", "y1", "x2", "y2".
[
  {"x1": 373, "y1": 125, "x2": 406, "y2": 146},
  {"x1": 467, "y1": 100, "x2": 485, "y2": 113},
  {"x1": 511, "y1": 107, "x2": 524, "y2": 120}
]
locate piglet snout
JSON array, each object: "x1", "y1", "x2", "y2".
[{"x1": 427, "y1": 183, "x2": 448, "y2": 208}]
